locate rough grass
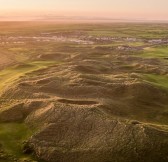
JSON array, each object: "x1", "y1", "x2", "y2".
[
  {"x1": 141, "y1": 46, "x2": 168, "y2": 59},
  {"x1": 143, "y1": 74, "x2": 168, "y2": 89},
  {"x1": 0, "y1": 123, "x2": 34, "y2": 160},
  {"x1": 87, "y1": 24, "x2": 168, "y2": 38},
  {"x1": 0, "y1": 61, "x2": 58, "y2": 93}
]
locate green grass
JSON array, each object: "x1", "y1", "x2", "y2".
[
  {"x1": 143, "y1": 74, "x2": 168, "y2": 89},
  {"x1": 0, "y1": 60, "x2": 58, "y2": 93},
  {"x1": 0, "y1": 123, "x2": 33, "y2": 159},
  {"x1": 86, "y1": 24, "x2": 168, "y2": 38},
  {"x1": 127, "y1": 41, "x2": 145, "y2": 46},
  {"x1": 141, "y1": 46, "x2": 168, "y2": 59}
]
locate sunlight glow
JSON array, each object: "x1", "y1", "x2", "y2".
[{"x1": 0, "y1": 0, "x2": 167, "y2": 21}]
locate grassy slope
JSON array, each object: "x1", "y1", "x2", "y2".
[
  {"x1": 142, "y1": 46, "x2": 168, "y2": 59},
  {"x1": 139, "y1": 45, "x2": 168, "y2": 90},
  {"x1": 0, "y1": 61, "x2": 58, "y2": 94},
  {"x1": 0, "y1": 123, "x2": 32, "y2": 158},
  {"x1": 0, "y1": 61, "x2": 57, "y2": 162},
  {"x1": 143, "y1": 74, "x2": 168, "y2": 89},
  {"x1": 0, "y1": 58, "x2": 58, "y2": 161}
]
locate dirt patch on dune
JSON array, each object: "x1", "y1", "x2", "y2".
[
  {"x1": 57, "y1": 99, "x2": 98, "y2": 105},
  {"x1": 35, "y1": 78, "x2": 51, "y2": 85},
  {"x1": 38, "y1": 53, "x2": 69, "y2": 61}
]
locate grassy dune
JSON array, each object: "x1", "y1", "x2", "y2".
[
  {"x1": 0, "y1": 123, "x2": 32, "y2": 156},
  {"x1": 144, "y1": 74, "x2": 168, "y2": 89},
  {"x1": 0, "y1": 61, "x2": 58, "y2": 93},
  {"x1": 0, "y1": 22, "x2": 168, "y2": 162},
  {"x1": 142, "y1": 46, "x2": 168, "y2": 59}
]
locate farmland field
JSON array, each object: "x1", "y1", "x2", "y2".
[{"x1": 0, "y1": 22, "x2": 168, "y2": 162}]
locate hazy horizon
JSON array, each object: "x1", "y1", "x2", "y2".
[{"x1": 0, "y1": 0, "x2": 168, "y2": 21}]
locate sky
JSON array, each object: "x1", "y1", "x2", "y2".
[{"x1": 0, "y1": 0, "x2": 168, "y2": 21}]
